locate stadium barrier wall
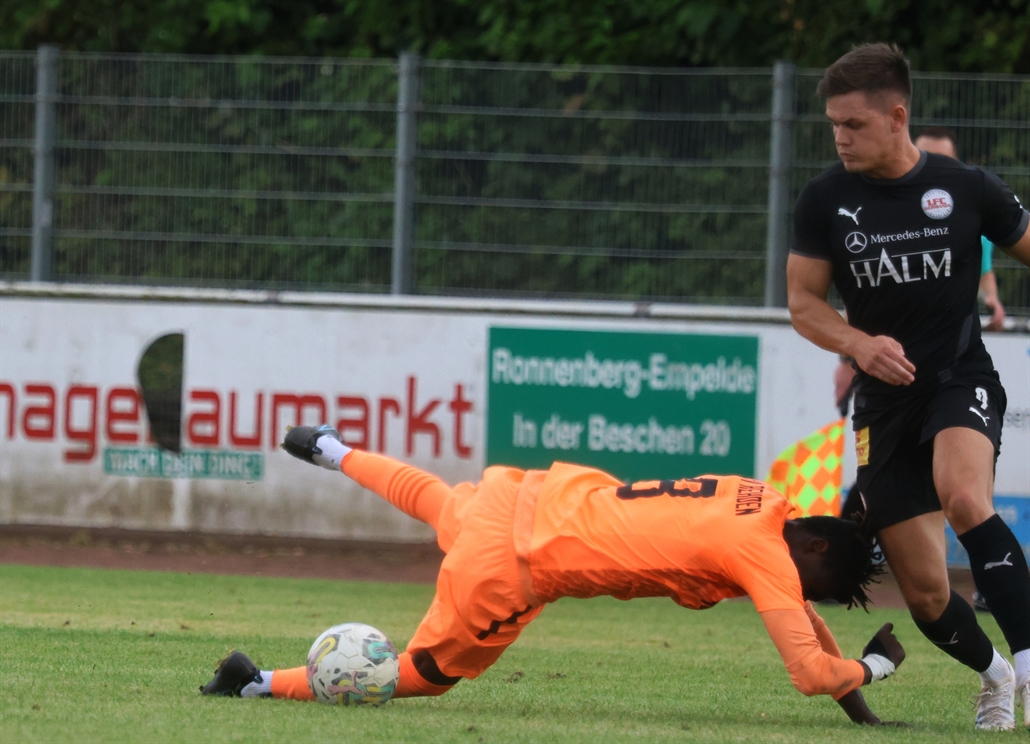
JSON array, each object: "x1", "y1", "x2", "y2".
[{"x1": 1, "y1": 284, "x2": 1027, "y2": 565}]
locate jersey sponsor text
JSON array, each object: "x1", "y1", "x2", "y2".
[
  {"x1": 865, "y1": 226, "x2": 949, "y2": 244},
  {"x1": 735, "y1": 480, "x2": 764, "y2": 515},
  {"x1": 849, "y1": 248, "x2": 951, "y2": 288}
]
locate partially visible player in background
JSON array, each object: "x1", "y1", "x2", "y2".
[
  {"x1": 977, "y1": 241, "x2": 1007, "y2": 331},
  {"x1": 202, "y1": 424, "x2": 907, "y2": 726},
  {"x1": 913, "y1": 127, "x2": 1007, "y2": 331}
]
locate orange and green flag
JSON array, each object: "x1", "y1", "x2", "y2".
[{"x1": 766, "y1": 418, "x2": 845, "y2": 517}]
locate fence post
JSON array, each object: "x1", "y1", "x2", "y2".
[
  {"x1": 391, "y1": 52, "x2": 420, "y2": 295},
  {"x1": 764, "y1": 61, "x2": 795, "y2": 308},
  {"x1": 31, "y1": 44, "x2": 59, "y2": 283}
]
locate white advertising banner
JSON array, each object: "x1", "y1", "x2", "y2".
[{"x1": 1, "y1": 293, "x2": 1027, "y2": 551}]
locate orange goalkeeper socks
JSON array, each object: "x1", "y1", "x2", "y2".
[
  {"x1": 269, "y1": 666, "x2": 315, "y2": 701},
  {"x1": 265, "y1": 654, "x2": 452, "y2": 701},
  {"x1": 342, "y1": 450, "x2": 451, "y2": 529},
  {"x1": 393, "y1": 652, "x2": 454, "y2": 698}
]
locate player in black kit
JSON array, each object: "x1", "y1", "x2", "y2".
[{"x1": 787, "y1": 43, "x2": 1030, "y2": 732}]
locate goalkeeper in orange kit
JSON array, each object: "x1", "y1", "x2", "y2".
[{"x1": 200, "y1": 424, "x2": 906, "y2": 725}]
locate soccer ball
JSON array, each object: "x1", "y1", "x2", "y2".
[{"x1": 306, "y1": 622, "x2": 399, "y2": 705}]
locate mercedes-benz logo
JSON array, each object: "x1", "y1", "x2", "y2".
[{"x1": 845, "y1": 231, "x2": 868, "y2": 253}]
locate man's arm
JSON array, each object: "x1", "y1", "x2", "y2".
[
  {"x1": 786, "y1": 253, "x2": 916, "y2": 386},
  {"x1": 760, "y1": 609, "x2": 905, "y2": 724},
  {"x1": 978, "y1": 271, "x2": 1006, "y2": 331},
  {"x1": 802, "y1": 603, "x2": 903, "y2": 725}
]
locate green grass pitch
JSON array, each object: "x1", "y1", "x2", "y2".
[{"x1": 0, "y1": 563, "x2": 1011, "y2": 743}]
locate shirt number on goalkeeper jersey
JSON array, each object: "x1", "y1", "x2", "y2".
[{"x1": 616, "y1": 478, "x2": 719, "y2": 500}]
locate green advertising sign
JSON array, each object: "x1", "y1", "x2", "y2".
[
  {"x1": 104, "y1": 448, "x2": 264, "y2": 480},
  {"x1": 486, "y1": 327, "x2": 759, "y2": 481}
]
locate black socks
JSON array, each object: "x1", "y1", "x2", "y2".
[
  {"x1": 913, "y1": 589, "x2": 994, "y2": 672},
  {"x1": 959, "y1": 514, "x2": 1030, "y2": 656}
]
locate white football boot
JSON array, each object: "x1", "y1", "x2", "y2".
[{"x1": 972, "y1": 662, "x2": 1016, "y2": 731}]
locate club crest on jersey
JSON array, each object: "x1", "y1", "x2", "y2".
[{"x1": 921, "y1": 189, "x2": 953, "y2": 219}]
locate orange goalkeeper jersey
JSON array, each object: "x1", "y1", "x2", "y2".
[
  {"x1": 340, "y1": 451, "x2": 865, "y2": 697},
  {"x1": 517, "y1": 463, "x2": 803, "y2": 612},
  {"x1": 512, "y1": 463, "x2": 866, "y2": 698}
]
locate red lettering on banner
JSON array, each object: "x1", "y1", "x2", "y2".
[
  {"x1": 229, "y1": 391, "x2": 263, "y2": 448},
  {"x1": 448, "y1": 384, "x2": 473, "y2": 458},
  {"x1": 23, "y1": 384, "x2": 56, "y2": 440},
  {"x1": 377, "y1": 397, "x2": 401, "y2": 453},
  {"x1": 0, "y1": 383, "x2": 14, "y2": 438},
  {"x1": 106, "y1": 387, "x2": 140, "y2": 444},
  {"x1": 64, "y1": 385, "x2": 98, "y2": 462},
  {"x1": 0, "y1": 379, "x2": 476, "y2": 461},
  {"x1": 337, "y1": 396, "x2": 369, "y2": 450},
  {"x1": 271, "y1": 393, "x2": 327, "y2": 449},
  {"x1": 188, "y1": 390, "x2": 221, "y2": 446},
  {"x1": 406, "y1": 376, "x2": 440, "y2": 457}
]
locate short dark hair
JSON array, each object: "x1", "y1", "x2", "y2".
[
  {"x1": 915, "y1": 126, "x2": 959, "y2": 157},
  {"x1": 797, "y1": 516, "x2": 884, "y2": 611},
  {"x1": 816, "y1": 43, "x2": 911, "y2": 103}
]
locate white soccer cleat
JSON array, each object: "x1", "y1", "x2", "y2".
[{"x1": 972, "y1": 665, "x2": 1016, "y2": 731}]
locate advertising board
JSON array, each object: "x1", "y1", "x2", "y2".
[
  {"x1": 1, "y1": 289, "x2": 1026, "y2": 561},
  {"x1": 486, "y1": 327, "x2": 758, "y2": 480}
]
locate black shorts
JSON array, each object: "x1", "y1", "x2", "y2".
[{"x1": 842, "y1": 372, "x2": 1006, "y2": 534}]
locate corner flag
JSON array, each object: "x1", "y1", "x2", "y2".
[{"x1": 766, "y1": 418, "x2": 845, "y2": 517}]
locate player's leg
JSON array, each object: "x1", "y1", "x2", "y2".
[
  {"x1": 855, "y1": 402, "x2": 1015, "y2": 730},
  {"x1": 244, "y1": 483, "x2": 544, "y2": 702},
  {"x1": 934, "y1": 426, "x2": 1030, "y2": 730},
  {"x1": 238, "y1": 615, "x2": 470, "y2": 701},
  {"x1": 877, "y1": 514, "x2": 995, "y2": 664},
  {"x1": 928, "y1": 378, "x2": 1030, "y2": 728},
  {"x1": 401, "y1": 470, "x2": 543, "y2": 689},
  {"x1": 281, "y1": 424, "x2": 476, "y2": 550},
  {"x1": 200, "y1": 648, "x2": 458, "y2": 701},
  {"x1": 876, "y1": 513, "x2": 1017, "y2": 728},
  {"x1": 229, "y1": 433, "x2": 539, "y2": 702},
  {"x1": 877, "y1": 512, "x2": 950, "y2": 620}
]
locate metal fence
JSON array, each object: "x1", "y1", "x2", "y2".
[{"x1": 1, "y1": 49, "x2": 1028, "y2": 312}]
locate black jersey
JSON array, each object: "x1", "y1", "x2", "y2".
[{"x1": 792, "y1": 151, "x2": 1029, "y2": 401}]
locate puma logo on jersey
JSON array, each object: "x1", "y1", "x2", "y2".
[
  {"x1": 935, "y1": 632, "x2": 960, "y2": 646},
  {"x1": 968, "y1": 407, "x2": 990, "y2": 426},
  {"x1": 838, "y1": 206, "x2": 862, "y2": 225},
  {"x1": 985, "y1": 553, "x2": 1013, "y2": 570}
]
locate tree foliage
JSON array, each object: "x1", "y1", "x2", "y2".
[{"x1": 3, "y1": 0, "x2": 1029, "y2": 73}]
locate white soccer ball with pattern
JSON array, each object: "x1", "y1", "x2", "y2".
[{"x1": 306, "y1": 622, "x2": 399, "y2": 705}]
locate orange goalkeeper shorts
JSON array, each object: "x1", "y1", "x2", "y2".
[{"x1": 406, "y1": 466, "x2": 544, "y2": 680}]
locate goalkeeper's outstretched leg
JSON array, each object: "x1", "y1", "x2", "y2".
[
  {"x1": 282, "y1": 424, "x2": 469, "y2": 550},
  {"x1": 209, "y1": 425, "x2": 480, "y2": 702},
  {"x1": 277, "y1": 424, "x2": 539, "y2": 700}
]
